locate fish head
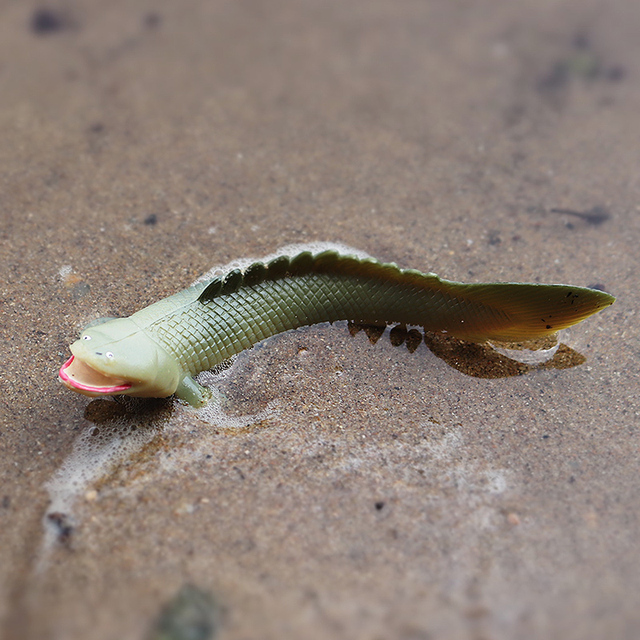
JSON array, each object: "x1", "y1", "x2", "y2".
[{"x1": 59, "y1": 318, "x2": 181, "y2": 400}]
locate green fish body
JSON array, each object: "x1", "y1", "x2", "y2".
[{"x1": 59, "y1": 250, "x2": 615, "y2": 406}]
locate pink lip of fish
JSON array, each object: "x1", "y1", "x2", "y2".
[{"x1": 58, "y1": 355, "x2": 133, "y2": 394}]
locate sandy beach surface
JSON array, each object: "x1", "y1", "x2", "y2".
[{"x1": 1, "y1": 1, "x2": 638, "y2": 638}]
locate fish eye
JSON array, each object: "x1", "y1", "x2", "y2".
[
  {"x1": 82, "y1": 335, "x2": 91, "y2": 341},
  {"x1": 106, "y1": 352, "x2": 114, "y2": 359}
]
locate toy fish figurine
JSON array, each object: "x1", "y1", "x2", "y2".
[{"x1": 59, "y1": 250, "x2": 615, "y2": 406}]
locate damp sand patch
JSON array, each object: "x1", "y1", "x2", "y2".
[{"x1": 38, "y1": 356, "x2": 281, "y2": 572}]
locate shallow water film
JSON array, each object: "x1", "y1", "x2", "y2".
[{"x1": 1, "y1": 1, "x2": 637, "y2": 639}]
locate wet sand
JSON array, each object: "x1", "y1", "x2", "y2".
[{"x1": 1, "y1": 1, "x2": 639, "y2": 638}]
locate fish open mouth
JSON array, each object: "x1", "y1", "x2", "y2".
[{"x1": 58, "y1": 356, "x2": 132, "y2": 395}]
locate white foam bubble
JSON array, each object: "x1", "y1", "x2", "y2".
[
  {"x1": 39, "y1": 354, "x2": 281, "y2": 570},
  {"x1": 37, "y1": 418, "x2": 159, "y2": 572},
  {"x1": 58, "y1": 264, "x2": 73, "y2": 280},
  {"x1": 488, "y1": 334, "x2": 563, "y2": 365},
  {"x1": 188, "y1": 357, "x2": 282, "y2": 427}
]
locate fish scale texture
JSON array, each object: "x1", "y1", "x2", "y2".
[
  {"x1": 147, "y1": 273, "x2": 494, "y2": 376},
  {"x1": 133, "y1": 251, "x2": 613, "y2": 379}
]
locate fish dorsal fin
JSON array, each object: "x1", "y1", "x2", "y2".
[
  {"x1": 197, "y1": 250, "x2": 441, "y2": 303},
  {"x1": 195, "y1": 249, "x2": 615, "y2": 341}
]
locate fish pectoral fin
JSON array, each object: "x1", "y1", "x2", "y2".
[{"x1": 175, "y1": 374, "x2": 211, "y2": 407}]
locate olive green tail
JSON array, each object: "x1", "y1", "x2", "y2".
[{"x1": 439, "y1": 281, "x2": 615, "y2": 341}]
